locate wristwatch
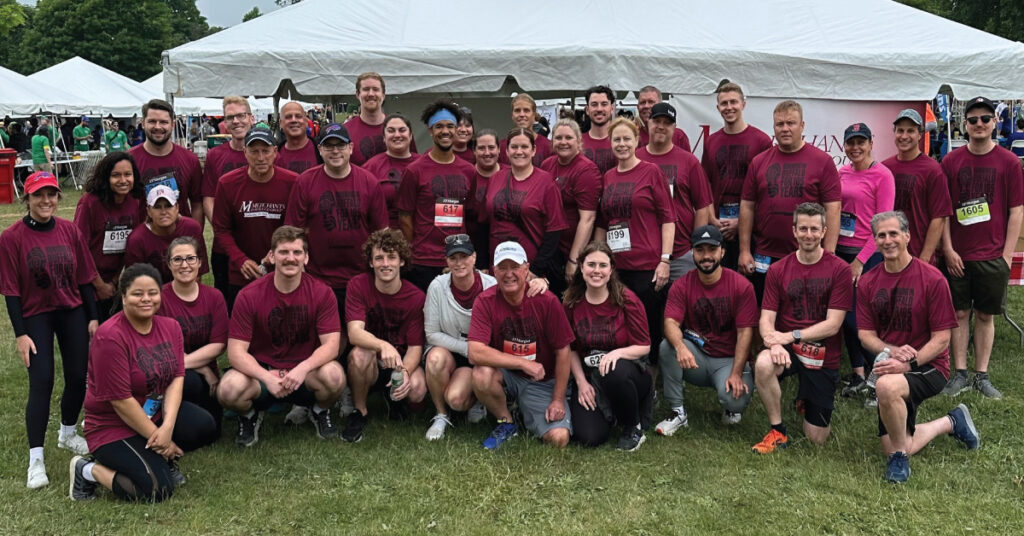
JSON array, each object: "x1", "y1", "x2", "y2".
[
  {"x1": 909, "y1": 358, "x2": 919, "y2": 370},
  {"x1": 792, "y1": 330, "x2": 802, "y2": 343}
]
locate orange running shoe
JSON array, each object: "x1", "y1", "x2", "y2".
[{"x1": 751, "y1": 429, "x2": 789, "y2": 454}]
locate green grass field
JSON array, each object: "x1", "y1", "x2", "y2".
[{"x1": 0, "y1": 188, "x2": 1021, "y2": 535}]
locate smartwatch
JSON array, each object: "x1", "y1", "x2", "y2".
[
  {"x1": 909, "y1": 358, "x2": 919, "y2": 370},
  {"x1": 792, "y1": 330, "x2": 802, "y2": 343}
]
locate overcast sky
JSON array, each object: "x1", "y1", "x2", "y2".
[{"x1": 17, "y1": 0, "x2": 283, "y2": 29}]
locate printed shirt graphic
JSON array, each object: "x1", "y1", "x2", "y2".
[
  {"x1": 363, "y1": 152, "x2": 421, "y2": 229},
  {"x1": 581, "y1": 133, "x2": 616, "y2": 175},
  {"x1": 881, "y1": 153, "x2": 952, "y2": 258},
  {"x1": 345, "y1": 273, "x2": 426, "y2": 357},
  {"x1": 158, "y1": 282, "x2": 229, "y2": 357},
  {"x1": 275, "y1": 141, "x2": 318, "y2": 174},
  {"x1": 941, "y1": 145, "x2": 1024, "y2": 261},
  {"x1": 73, "y1": 193, "x2": 145, "y2": 283},
  {"x1": 701, "y1": 126, "x2": 773, "y2": 210},
  {"x1": 597, "y1": 161, "x2": 675, "y2": 270},
  {"x1": 395, "y1": 155, "x2": 477, "y2": 267},
  {"x1": 637, "y1": 145, "x2": 714, "y2": 256},
  {"x1": 565, "y1": 288, "x2": 649, "y2": 357},
  {"x1": 129, "y1": 144, "x2": 203, "y2": 218},
  {"x1": 665, "y1": 268, "x2": 758, "y2": 358},
  {"x1": 483, "y1": 167, "x2": 568, "y2": 261},
  {"x1": 541, "y1": 153, "x2": 603, "y2": 256}
]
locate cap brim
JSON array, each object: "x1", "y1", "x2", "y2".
[
  {"x1": 446, "y1": 247, "x2": 475, "y2": 257},
  {"x1": 692, "y1": 240, "x2": 721, "y2": 248}
]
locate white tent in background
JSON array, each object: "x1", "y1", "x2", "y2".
[
  {"x1": 141, "y1": 73, "x2": 222, "y2": 115},
  {"x1": 29, "y1": 56, "x2": 153, "y2": 117},
  {"x1": 0, "y1": 65, "x2": 97, "y2": 116}
]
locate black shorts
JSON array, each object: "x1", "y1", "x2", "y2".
[
  {"x1": 749, "y1": 253, "x2": 782, "y2": 307},
  {"x1": 877, "y1": 365, "x2": 946, "y2": 437},
  {"x1": 332, "y1": 287, "x2": 348, "y2": 325},
  {"x1": 779, "y1": 348, "x2": 839, "y2": 427},
  {"x1": 943, "y1": 257, "x2": 1010, "y2": 315},
  {"x1": 253, "y1": 365, "x2": 316, "y2": 410}
]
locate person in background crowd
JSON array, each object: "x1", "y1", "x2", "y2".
[
  {"x1": 940, "y1": 96, "x2": 1024, "y2": 400},
  {"x1": 452, "y1": 106, "x2": 476, "y2": 164},
  {"x1": 275, "y1": 101, "x2": 321, "y2": 174},
  {"x1": 123, "y1": 185, "x2": 208, "y2": 285},
  {"x1": 500, "y1": 94, "x2": 551, "y2": 166},
  {"x1": 74, "y1": 151, "x2": 146, "y2": 322},
  {"x1": 1, "y1": 171, "x2": 98, "y2": 489},
  {"x1": 71, "y1": 263, "x2": 218, "y2": 502},
  {"x1": 363, "y1": 113, "x2": 421, "y2": 230},
  {"x1": 104, "y1": 121, "x2": 129, "y2": 153},
  {"x1": 1005, "y1": 118, "x2": 1024, "y2": 156},
  {"x1": 540, "y1": 118, "x2": 603, "y2": 285},
  {"x1": 31, "y1": 125, "x2": 52, "y2": 172},
  {"x1": 581, "y1": 85, "x2": 617, "y2": 174},
  {"x1": 471, "y1": 129, "x2": 503, "y2": 270},
  {"x1": 73, "y1": 116, "x2": 92, "y2": 152},
  {"x1": 346, "y1": 72, "x2": 415, "y2": 165},
  {"x1": 636, "y1": 85, "x2": 691, "y2": 151},
  {"x1": 129, "y1": 99, "x2": 204, "y2": 222}
]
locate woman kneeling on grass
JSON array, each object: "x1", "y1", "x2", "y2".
[
  {"x1": 70, "y1": 263, "x2": 218, "y2": 502},
  {"x1": 563, "y1": 241, "x2": 652, "y2": 451}
]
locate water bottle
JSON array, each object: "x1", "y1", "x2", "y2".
[
  {"x1": 389, "y1": 369, "x2": 404, "y2": 400},
  {"x1": 865, "y1": 348, "x2": 890, "y2": 389}
]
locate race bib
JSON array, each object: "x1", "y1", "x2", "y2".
[
  {"x1": 142, "y1": 396, "x2": 163, "y2": 419},
  {"x1": 111, "y1": 142, "x2": 123, "y2": 150},
  {"x1": 145, "y1": 173, "x2": 180, "y2": 199},
  {"x1": 754, "y1": 253, "x2": 771, "y2": 274},
  {"x1": 583, "y1": 350, "x2": 606, "y2": 368},
  {"x1": 503, "y1": 338, "x2": 537, "y2": 361},
  {"x1": 719, "y1": 203, "x2": 739, "y2": 220},
  {"x1": 791, "y1": 341, "x2": 825, "y2": 370},
  {"x1": 607, "y1": 222, "x2": 632, "y2": 253},
  {"x1": 956, "y1": 198, "x2": 991, "y2": 226},
  {"x1": 102, "y1": 224, "x2": 131, "y2": 254},
  {"x1": 839, "y1": 211, "x2": 857, "y2": 238},
  {"x1": 683, "y1": 329, "x2": 706, "y2": 349},
  {"x1": 434, "y1": 197, "x2": 464, "y2": 228}
]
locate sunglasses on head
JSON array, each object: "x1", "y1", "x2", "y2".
[
  {"x1": 966, "y1": 115, "x2": 993, "y2": 125},
  {"x1": 444, "y1": 233, "x2": 470, "y2": 245}
]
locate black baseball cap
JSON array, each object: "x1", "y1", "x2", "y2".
[
  {"x1": 244, "y1": 126, "x2": 276, "y2": 147},
  {"x1": 649, "y1": 102, "x2": 677, "y2": 123},
  {"x1": 444, "y1": 233, "x2": 474, "y2": 257},
  {"x1": 318, "y1": 123, "x2": 351, "y2": 145},
  {"x1": 844, "y1": 123, "x2": 872, "y2": 142},
  {"x1": 690, "y1": 225, "x2": 723, "y2": 248},
  {"x1": 964, "y1": 96, "x2": 996, "y2": 115}
]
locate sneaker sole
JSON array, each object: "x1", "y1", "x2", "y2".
[
  {"x1": 943, "y1": 384, "x2": 970, "y2": 397},
  {"x1": 752, "y1": 441, "x2": 787, "y2": 455},
  {"x1": 886, "y1": 467, "x2": 911, "y2": 484},
  {"x1": 655, "y1": 421, "x2": 687, "y2": 436},
  {"x1": 58, "y1": 439, "x2": 89, "y2": 456},
  {"x1": 68, "y1": 456, "x2": 83, "y2": 500},
  {"x1": 954, "y1": 404, "x2": 981, "y2": 450},
  {"x1": 618, "y1": 434, "x2": 646, "y2": 452}
]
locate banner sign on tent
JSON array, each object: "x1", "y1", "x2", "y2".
[{"x1": 936, "y1": 94, "x2": 950, "y2": 121}]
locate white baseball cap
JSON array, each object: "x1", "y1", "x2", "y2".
[
  {"x1": 493, "y1": 241, "x2": 528, "y2": 266},
  {"x1": 146, "y1": 185, "x2": 179, "y2": 207}
]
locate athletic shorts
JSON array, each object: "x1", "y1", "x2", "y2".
[
  {"x1": 254, "y1": 366, "x2": 316, "y2": 410},
  {"x1": 877, "y1": 364, "x2": 946, "y2": 437},
  {"x1": 501, "y1": 368, "x2": 572, "y2": 438},
  {"x1": 778, "y1": 347, "x2": 839, "y2": 427},
  {"x1": 943, "y1": 258, "x2": 1009, "y2": 315},
  {"x1": 423, "y1": 345, "x2": 471, "y2": 369}
]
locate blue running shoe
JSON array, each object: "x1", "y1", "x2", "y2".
[
  {"x1": 885, "y1": 452, "x2": 911, "y2": 483},
  {"x1": 483, "y1": 420, "x2": 518, "y2": 450},
  {"x1": 948, "y1": 403, "x2": 981, "y2": 450}
]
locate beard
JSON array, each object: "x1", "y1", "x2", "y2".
[{"x1": 696, "y1": 258, "x2": 721, "y2": 275}]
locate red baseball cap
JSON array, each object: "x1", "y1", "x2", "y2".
[{"x1": 24, "y1": 171, "x2": 60, "y2": 194}]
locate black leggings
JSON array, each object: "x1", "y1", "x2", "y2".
[
  {"x1": 571, "y1": 361, "x2": 653, "y2": 446},
  {"x1": 617, "y1": 269, "x2": 667, "y2": 365},
  {"x1": 183, "y1": 369, "x2": 223, "y2": 437},
  {"x1": 24, "y1": 307, "x2": 89, "y2": 448},
  {"x1": 211, "y1": 251, "x2": 230, "y2": 307},
  {"x1": 92, "y1": 401, "x2": 218, "y2": 503}
]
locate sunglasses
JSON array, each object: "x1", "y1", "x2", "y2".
[
  {"x1": 966, "y1": 115, "x2": 993, "y2": 125},
  {"x1": 445, "y1": 233, "x2": 470, "y2": 245}
]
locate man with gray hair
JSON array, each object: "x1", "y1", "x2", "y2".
[{"x1": 856, "y1": 210, "x2": 978, "y2": 483}]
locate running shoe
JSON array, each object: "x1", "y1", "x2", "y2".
[
  {"x1": 342, "y1": 410, "x2": 367, "y2": 443},
  {"x1": 283, "y1": 405, "x2": 310, "y2": 425},
  {"x1": 68, "y1": 456, "x2": 96, "y2": 500},
  {"x1": 655, "y1": 408, "x2": 688, "y2": 436},
  {"x1": 972, "y1": 374, "x2": 1003, "y2": 400},
  {"x1": 941, "y1": 370, "x2": 970, "y2": 397},
  {"x1": 312, "y1": 408, "x2": 339, "y2": 439},
  {"x1": 841, "y1": 374, "x2": 867, "y2": 398},
  {"x1": 885, "y1": 451, "x2": 911, "y2": 483},
  {"x1": 235, "y1": 411, "x2": 263, "y2": 447},
  {"x1": 722, "y1": 410, "x2": 743, "y2": 425},
  {"x1": 169, "y1": 460, "x2": 186, "y2": 487},
  {"x1": 58, "y1": 433, "x2": 90, "y2": 456},
  {"x1": 948, "y1": 403, "x2": 981, "y2": 450},
  {"x1": 751, "y1": 429, "x2": 788, "y2": 454},
  {"x1": 27, "y1": 459, "x2": 48, "y2": 489},
  {"x1": 616, "y1": 426, "x2": 646, "y2": 452},
  {"x1": 482, "y1": 420, "x2": 518, "y2": 450},
  {"x1": 425, "y1": 413, "x2": 452, "y2": 441},
  {"x1": 467, "y1": 401, "x2": 487, "y2": 424}
]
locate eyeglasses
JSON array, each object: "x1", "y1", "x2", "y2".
[
  {"x1": 170, "y1": 255, "x2": 200, "y2": 266},
  {"x1": 445, "y1": 234, "x2": 470, "y2": 245},
  {"x1": 320, "y1": 144, "x2": 348, "y2": 152},
  {"x1": 224, "y1": 113, "x2": 251, "y2": 123},
  {"x1": 966, "y1": 115, "x2": 993, "y2": 125}
]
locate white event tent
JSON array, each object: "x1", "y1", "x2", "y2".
[
  {"x1": 0, "y1": 65, "x2": 97, "y2": 116},
  {"x1": 28, "y1": 56, "x2": 154, "y2": 117}
]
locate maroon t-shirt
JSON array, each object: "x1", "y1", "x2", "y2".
[
  {"x1": 857, "y1": 258, "x2": 958, "y2": 378},
  {"x1": 229, "y1": 274, "x2": 340, "y2": 369},
  {"x1": 701, "y1": 126, "x2": 773, "y2": 210},
  {"x1": 0, "y1": 217, "x2": 98, "y2": 317},
  {"x1": 84, "y1": 313, "x2": 185, "y2": 450},
  {"x1": 540, "y1": 153, "x2": 603, "y2": 256},
  {"x1": 941, "y1": 145, "x2": 1024, "y2": 261},
  {"x1": 201, "y1": 142, "x2": 248, "y2": 198},
  {"x1": 284, "y1": 165, "x2": 388, "y2": 289},
  {"x1": 363, "y1": 152, "x2": 420, "y2": 229},
  {"x1": 741, "y1": 144, "x2": 842, "y2": 258},
  {"x1": 345, "y1": 115, "x2": 417, "y2": 166},
  {"x1": 665, "y1": 268, "x2": 758, "y2": 358},
  {"x1": 275, "y1": 140, "x2": 319, "y2": 174},
  {"x1": 565, "y1": 288, "x2": 649, "y2": 357},
  {"x1": 452, "y1": 272, "x2": 483, "y2": 309},
  {"x1": 453, "y1": 148, "x2": 476, "y2": 165},
  {"x1": 638, "y1": 126, "x2": 692, "y2": 153},
  {"x1": 158, "y1": 282, "x2": 228, "y2": 356},
  {"x1": 73, "y1": 193, "x2": 145, "y2": 284},
  {"x1": 499, "y1": 135, "x2": 552, "y2": 167},
  {"x1": 598, "y1": 161, "x2": 675, "y2": 271},
  {"x1": 123, "y1": 217, "x2": 209, "y2": 285},
  {"x1": 345, "y1": 273, "x2": 426, "y2": 357},
  {"x1": 762, "y1": 251, "x2": 853, "y2": 370},
  {"x1": 581, "y1": 133, "x2": 616, "y2": 175},
  {"x1": 213, "y1": 165, "x2": 297, "y2": 287},
  {"x1": 468, "y1": 286, "x2": 575, "y2": 381},
  {"x1": 637, "y1": 146, "x2": 714, "y2": 256},
  {"x1": 881, "y1": 154, "x2": 952, "y2": 259},
  {"x1": 395, "y1": 155, "x2": 478, "y2": 267},
  {"x1": 483, "y1": 167, "x2": 568, "y2": 262},
  {"x1": 129, "y1": 144, "x2": 203, "y2": 218}
]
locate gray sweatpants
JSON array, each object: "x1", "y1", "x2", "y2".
[{"x1": 658, "y1": 339, "x2": 755, "y2": 414}]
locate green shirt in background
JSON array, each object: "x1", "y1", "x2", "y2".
[
  {"x1": 104, "y1": 130, "x2": 128, "y2": 152},
  {"x1": 31, "y1": 135, "x2": 51, "y2": 164},
  {"x1": 73, "y1": 125, "x2": 92, "y2": 151},
  {"x1": 0, "y1": 128, "x2": 8, "y2": 147}
]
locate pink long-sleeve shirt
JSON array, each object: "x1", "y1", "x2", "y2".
[{"x1": 838, "y1": 162, "x2": 895, "y2": 265}]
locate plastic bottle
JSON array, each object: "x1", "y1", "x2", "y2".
[
  {"x1": 865, "y1": 348, "x2": 891, "y2": 389},
  {"x1": 389, "y1": 369, "x2": 404, "y2": 399}
]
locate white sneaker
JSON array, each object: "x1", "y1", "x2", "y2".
[
  {"x1": 336, "y1": 387, "x2": 355, "y2": 416},
  {"x1": 27, "y1": 459, "x2": 48, "y2": 489},
  {"x1": 58, "y1": 433, "x2": 90, "y2": 455},
  {"x1": 722, "y1": 410, "x2": 742, "y2": 425},
  {"x1": 425, "y1": 414, "x2": 452, "y2": 441},
  {"x1": 283, "y1": 405, "x2": 311, "y2": 425},
  {"x1": 655, "y1": 408, "x2": 689, "y2": 436},
  {"x1": 467, "y1": 401, "x2": 487, "y2": 424}
]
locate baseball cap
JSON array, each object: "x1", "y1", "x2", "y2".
[
  {"x1": 24, "y1": 171, "x2": 60, "y2": 194},
  {"x1": 493, "y1": 241, "x2": 528, "y2": 266},
  {"x1": 893, "y1": 109, "x2": 923, "y2": 126},
  {"x1": 244, "y1": 125, "x2": 276, "y2": 147},
  {"x1": 690, "y1": 225, "x2": 723, "y2": 248},
  {"x1": 80, "y1": 116, "x2": 89, "y2": 123},
  {"x1": 649, "y1": 102, "x2": 677, "y2": 123},
  {"x1": 146, "y1": 185, "x2": 179, "y2": 207},
  {"x1": 318, "y1": 123, "x2": 351, "y2": 145},
  {"x1": 444, "y1": 234, "x2": 474, "y2": 257},
  {"x1": 964, "y1": 96, "x2": 996, "y2": 115},
  {"x1": 843, "y1": 123, "x2": 872, "y2": 142}
]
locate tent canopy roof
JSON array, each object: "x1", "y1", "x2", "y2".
[
  {"x1": 163, "y1": 0, "x2": 1024, "y2": 101},
  {"x1": 29, "y1": 56, "x2": 153, "y2": 116},
  {"x1": 0, "y1": 65, "x2": 97, "y2": 116}
]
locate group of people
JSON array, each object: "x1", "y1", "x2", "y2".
[{"x1": 3, "y1": 73, "x2": 1014, "y2": 503}]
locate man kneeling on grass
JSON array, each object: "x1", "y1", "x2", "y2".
[
  {"x1": 217, "y1": 226, "x2": 345, "y2": 447},
  {"x1": 468, "y1": 242, "x2": 574, "y2": 450},
  {"x1": 856, "y1": 211, "x2": 980, "y2": 483}
]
